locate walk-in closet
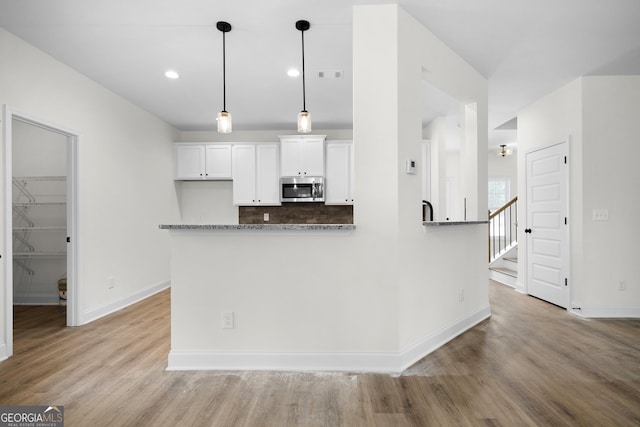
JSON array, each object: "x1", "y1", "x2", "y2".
[{"x1": 12, "y1": 119, "x2": 68, "y2": 312}]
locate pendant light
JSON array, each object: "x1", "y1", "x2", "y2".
[
  {"x1": 216, "y1": 21, "x2": 232, "y2": 133},
  {"x1": 497, "y1": 144, "x2": 512, "y2": 157},
  {"x1": 296, "y1": 20, "x2": 311, "y2": 133}
]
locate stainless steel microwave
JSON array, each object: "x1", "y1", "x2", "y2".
[{"x1": 280, "y1": 176, "x2": 324, "y2": 202}]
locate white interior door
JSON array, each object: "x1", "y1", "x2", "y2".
[{"x1": 526, "y1": 141, "x2": 569, "y2": 308}]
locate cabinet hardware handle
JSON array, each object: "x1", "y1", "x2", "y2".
[{"x1": 525, "y1": 228, "x2": 532, "y2": 233}]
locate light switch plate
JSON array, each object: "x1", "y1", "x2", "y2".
[
  {"x1": 406, "y1": 159, "x2": 417, "y2": 174},
  {"x1": 222, "y1": 312, "x2": 234, "y2": 329},
  {"x1": 592, "y1": 209, "x2": 609, "y2": 221}
]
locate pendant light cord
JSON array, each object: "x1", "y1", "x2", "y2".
[
  {"x1": 222, "y1": 30, "x2": 227, "y2": 112},
  {"x1": 301, "y1": 29, "x2": 306, "y2": 112}
]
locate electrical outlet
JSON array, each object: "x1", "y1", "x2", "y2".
[
  {"x1": 263, "y1": 213, "x2": 269, "y2": 222},
  {"x1": 107, "y1": 277, "x2": 115, "y2": 289},
  {"x1": 222, "y1": 312, "x2": 234, "y2": 329},
  {"x1": 592, "y1": 209, "x2": 609, "y2": 221},
  {"x1": 618, "y1": 280, "x2": 627, "y2": 291}
]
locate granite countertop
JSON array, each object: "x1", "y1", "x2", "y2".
[
  {"x1": 159, "y1": 224, "x2": 356, "y2": 230},
  {"x1": 422, "y1": 220, "x2": 488, "y2": 226}
]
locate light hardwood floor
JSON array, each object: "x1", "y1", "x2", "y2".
[{"x1": 1, "y1": 281, "x2": 639, "y2": 426}]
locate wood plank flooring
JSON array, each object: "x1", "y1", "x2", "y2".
[{"x1": 1, "y1": 281, "x2": 639, "y2": 426}]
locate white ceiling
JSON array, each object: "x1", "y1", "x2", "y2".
[{"x1": 1, "y1": 0, "x2": 639, "y2": 148}]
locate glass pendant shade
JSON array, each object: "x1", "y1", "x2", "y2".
[
  {"x1": 297, "y1": 110, "x2": 311, "y2": 133},
  {"x1": 497, "y1": 144, "x2": 512, "y2": 157},
  {"x1": 217, "y1": 111, "x2": 232, "y2": 133}
]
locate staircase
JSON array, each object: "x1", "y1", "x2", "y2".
[
  {"x1": 490, "y1": 251, "x2": 518, "y2": 287},
  {"x1": 488, "y1": 196, "x2": 518, "y2": 288}
]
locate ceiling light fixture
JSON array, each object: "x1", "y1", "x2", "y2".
[
  {"x1": 164, "y1": 70, "x2": 180, "y2": 79},
  {"x1": 295, "y1": 20, "x2": 311, "y2": 133},
  {"x1": 287, "y1": 68, "x2": 300, "y2": 78},
  {"x1": 497, "y1": 144, "x2": 513, "y2": 157},
  {"x1": 216, "y1": 21, "x2": 232, "y2": 133}
]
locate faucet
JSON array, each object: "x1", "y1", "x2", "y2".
[{"x1": 422, "y1": 200, "x2": 433, "y2": 222}]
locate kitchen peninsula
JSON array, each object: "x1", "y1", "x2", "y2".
[
  {"x1": 163, "y1": 4, "x2": 491, "y2": 374},
  {"x1": 162, "y1": 213, "x2": 488, "y2": 373}
]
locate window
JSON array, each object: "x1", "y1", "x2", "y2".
[{"x1": 488, "y1": 177, "x2": 510, "y2": 212}]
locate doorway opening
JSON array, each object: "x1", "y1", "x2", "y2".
[{"x1": 3, "y1": 107, "x2": 79, "y2": 358}]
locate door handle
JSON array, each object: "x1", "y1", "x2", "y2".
[{"x1": 524, "y1": 228, "x2": 532, "y2": 233}]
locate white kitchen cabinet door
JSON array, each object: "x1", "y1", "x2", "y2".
[
  {"x1": 175, "y1": 144, "x2": 232, "y2": 180},
  {"x1": 255, "y1": 144, "x2": 280, "y2": 205},
  {"x1": 325, "y1": 142, "x2": 354, "y2": 205},
  {"x1": 205, "y1": 145, "x2": 232, "y2": 179},
  {"x1": 174, "y1": 144, "x2": 205, "y2": 179},
  {"x1": 232, "y1": 145, "x2": 257, "y2": 205},
  {"x1": 302, "y1": 139, "x2": 325, "y2": 176},
  {"x1": 279, "y1": 136, "x2": 325, "y2": 177},
  {"x1": 280, "y1": 140, "x2": 302, "y2": 177}
]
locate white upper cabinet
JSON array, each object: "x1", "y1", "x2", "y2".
[
  {"x1": 325, "y1": 141, "x2": 354, "y2": 205},
  {"x1": 232, "y1": 144, "x2": 281, "y2": 206},
  {"x1": 232, "y1": 145, "x2": 256, "y2": 205},
  {"x1": 174, "y1": 144, "x2": 205, "y2": 179},
  {"x1": 279, "y1": 135, "x2": 325, "y2": 177},
  {"x1": 205, "y1": 145, "x2": 232, "y2": 178},
  {"x1": 255, "y1": 144, "x2": 281, "y2": 205},
  {"x1": 174, "y1": 143, "x2": 232, "y2": 180}
]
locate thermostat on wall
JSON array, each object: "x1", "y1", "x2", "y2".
[{"x1": 406, "y1": 159, "x2": 417, "y2": 174}]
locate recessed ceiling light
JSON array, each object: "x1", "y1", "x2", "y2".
[
  {"x1": 165, "y1": 70, "x2": 180, "y2": 79},
  {"x1": 287, "y1": 68, "x2": 300, "y2": 77}
]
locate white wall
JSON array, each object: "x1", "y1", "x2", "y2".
[
  {"x1": 423, "y1": 118, "x2": 466, "y2": 220},
  {"x1": 391, "y1": 4, "x2": 489, "y2": 352},
  {"x1": 174, "y1": 181, "x2": 237, "y2": 224},
  {"x1": 1, "y1": 26, "x2": 180, "y2": 359},
  {"x1": 518, "y1": 76, "x2": 640, "y2": 317},
  {"x1": 580, "y1": 76, "x2": 640, "y2": 313},
  {"x1": 423, "y1": 118, "x2": 448, "y2": 220}
]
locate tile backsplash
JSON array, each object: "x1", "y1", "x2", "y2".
[{"x1": 239, "y1": 203, "x2": 353, "y2": 224}]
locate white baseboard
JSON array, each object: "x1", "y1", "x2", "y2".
[
  {"x1": 514, "y1": 280, "x2": 526, "y2": 294},
  {"x1": 398, "y1": 304, "x2": 492, "y2": 371},
  {"x1": 81, "y1": 280, "x2": 170, "y2": 325},
  {"x1": 168, "y1": 350, "x2": 400, "y2": 373},
  {"x1": 167, "y1": 304, "x2": 492, "y2": 374},
  {"x1": 489, "y1": 270, "x2": 517, "y2": 288},
  {"x1": 13, "y1": 294, "x2": 59, "y2": 305},
  {"x1": 0, "y1": 343, "x2": 7, "y2": 363},
  {"x1": 573, "y1": 305, "x2": 640, "y2": 318}
]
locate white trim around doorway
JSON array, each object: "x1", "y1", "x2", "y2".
[{"x1": 2, "y1": 105, "x2": 81, "y2": 359}]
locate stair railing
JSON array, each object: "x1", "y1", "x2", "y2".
[{"x1": 488, "y1": 196, "x2": 518, "y2": 262}]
